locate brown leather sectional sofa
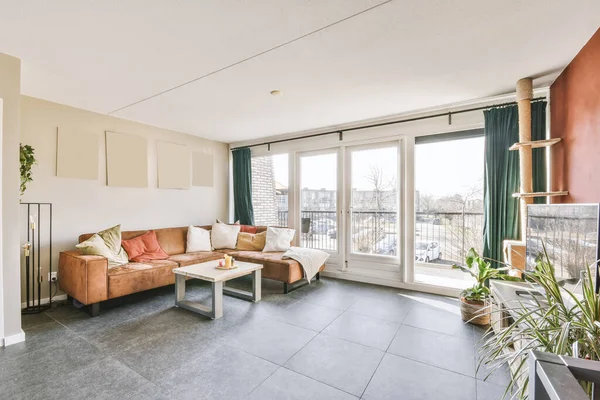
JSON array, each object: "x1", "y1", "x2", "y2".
[{"x1": 58, "y1": 225, "x2": 324, "y2": 316}]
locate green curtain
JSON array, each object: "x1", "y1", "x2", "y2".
[
  {"x1": 483, "y1": 105, "x2": 521, "y2": 267},
  {"x1": 232, "y1": 148, "x2": 255, "y2": 225},
  {"x1": 482, "y1": 101, "x2": 548, "y2": 266},
  {"x1": 532, "y1": 101, "x2": 547, "y2": 204}
]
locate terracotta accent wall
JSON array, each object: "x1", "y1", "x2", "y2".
[{"x1": 551, "y1": 28, "x2": 600, "y2": 203}]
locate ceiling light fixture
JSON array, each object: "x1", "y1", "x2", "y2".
[{"x1": 270, "y1": 90, "x2": 282, "y2": 96}]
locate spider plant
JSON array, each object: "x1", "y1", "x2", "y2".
[{"x1": 477, "y1": 249, "x2": 600, "y2": 399}]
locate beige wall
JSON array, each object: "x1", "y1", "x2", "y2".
[
  {"x1": 1, "y1": 53, "x2": 22, "y2": 341},
  {"x1": 19, "y1": 96, "x2": 229, "y2": 303}
]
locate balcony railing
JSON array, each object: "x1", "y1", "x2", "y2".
[{"x1": 277, "y1": 210, "x2": 483, "y2": 265}]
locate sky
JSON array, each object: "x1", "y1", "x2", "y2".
[
  {"x1": 271, "y1": 136, "x2": 484, "y2": 197},
  {"x1": 415, "y1": 137, "x2": 484, "y2": 197}
]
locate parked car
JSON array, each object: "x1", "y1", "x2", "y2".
[
  {"x1": 375, "y1": 234, "x2": 397, "y2": 255},
  {"x1": 415, "y1": 241, "x2": 441, "y2": 263},
  {"x1": 311, "y1": 219, "x2": 336, "y2": 234}
]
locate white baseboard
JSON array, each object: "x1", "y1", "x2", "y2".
[
  {"x1": 21, "y1": 294, "x2": 67, "y2": 309},
  {"x1": 2, "y1": 329, "x2": 26, "y2": 347}
]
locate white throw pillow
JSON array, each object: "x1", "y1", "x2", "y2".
[
  {"x1": 263, "y1": 227, "x2": 296, "y2": 252},
  {"x1": 211, "y1": 222, "x2": 240, "y2": 249},
  {"x1": 186, "y1": 226, "x2": 212, "y2": 252},
  {"x1": 216, "y1": 219, "x2": 240, "y2": 225}
]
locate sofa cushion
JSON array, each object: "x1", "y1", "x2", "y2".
[
  {"x1": 236, "y1": 231, "x2": 266, "y2": 251},
  {"x1": 168, "y1": 251, "x2": 223, "y2": 267},
  {"x1": 186, "y1": 226, "x2": 212, "y2": 252},
  {"x1": 122, "y1": 231, "x2": 170, "y2": 262},
  {"x1": 107, "y1": 259, "x2": 179, "y2": 299},
  {"x1": 211, "y1": 222, "x2": 240, "y2": 249},
  {"x1": 263, "y1": 227, "x2": 295, "y2": 252},
  {"x1": 153, "y1": 227, "x2": 189, "y2": 255},
  {"x1": 76, "y1": 233, "x2": 128, "y2": 267},
  {"x1": 240, "y1": 225, "x2": 258, "y2": 234},
  {"x1": 231, "y1": 250, "x2": 293, "y2": 266},
  {"x1": 225, "y1": 250, "x2": 324, "y2": 283},
  {"x1": 98, "y1": 224, "x2": 125, "y2": 255}
]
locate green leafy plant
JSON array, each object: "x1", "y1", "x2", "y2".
[
  {"x1": 452, "y1": 248, "x2": 514, "y2": 303},
  {"x1": 478, "y1": 249, "x2": 600, "y2": 399},
  {"x1": 20, "y1": 143, "x2": 36, "y2": 196}
]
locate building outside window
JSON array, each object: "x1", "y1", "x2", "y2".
[{"x1": 251, "y1": 154, "x2": 288, "y2": 226}]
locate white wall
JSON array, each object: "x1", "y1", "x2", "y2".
[
  {"x1": 0, "y1": 53, "x2": 22, "y2": 344},
  {"x1": 19, "y1": 96, "x2": 229, "y2": 302}
]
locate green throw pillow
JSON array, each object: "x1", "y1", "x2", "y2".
[
  {"x1": 76, "y1": 225, "x2": 128, "y2": 267},
  {"x1": 98, "y1": 224, "x2": 123, "y2": 254}
]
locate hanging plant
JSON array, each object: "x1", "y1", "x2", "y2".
[{"x1": 20, "y1": 143, "x2": 36, "y2": 196}]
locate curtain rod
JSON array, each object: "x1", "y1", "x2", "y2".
[{"x1": 231, "y1": 97, "x2": 546, "y2": 151}]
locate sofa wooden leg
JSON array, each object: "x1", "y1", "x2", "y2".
[
  {"x1": 283, "y1": 282, "x2": 289, "y2": 294},
  {"x1": 316, "y1": 272, "x2": 320, "y2": 281},
  {"x1": 87, "y1": 303, "x2": 100, "y2": 317}
]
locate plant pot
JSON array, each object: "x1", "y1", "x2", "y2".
[{"x1": 460, "y1": 297, "x2": 490, "y2": 326}]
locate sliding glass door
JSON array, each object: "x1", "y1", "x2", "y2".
[
  {"x1": 413, "y1": 131, "x2": 483, "y2": 289},
  {"x1": 345, "y1": 142, "x2": 400, "y2": 270}
]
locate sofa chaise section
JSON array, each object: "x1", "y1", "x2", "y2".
[{"x1": 219, "y1": 249, "x2": 323, "y2": 293}]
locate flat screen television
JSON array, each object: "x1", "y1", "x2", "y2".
[{"x1": 526, "y1": 203, "x2": 600, "y2": 291}]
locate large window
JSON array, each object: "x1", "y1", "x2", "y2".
[
  {"x1": 414, "y1": 131, "x2": 483, "y2": 289},
  {"x1": 251, "y1": 154, "x2": 288, "y2": 227}
]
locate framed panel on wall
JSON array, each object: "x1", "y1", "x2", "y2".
[
  {"x1": 192, "y1": 151, "x2": 214, "y2": 187},
  {"x1": 105, "y1": 131, "x2": 148, "y2": 188},
  {"x1": 56, "y1": 127, "x2": 99, "y2": 180},
  {"x1": 157, "y1": 141, "x2": 190, "y2": 189}
]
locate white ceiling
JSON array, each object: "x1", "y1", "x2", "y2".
[{"x1": 1, "y1": 1, "x2": 599, "y2": 143}]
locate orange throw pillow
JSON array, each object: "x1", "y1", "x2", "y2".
[
  {"x1": 121, "y1": 230, "x2": 169, "y2": 262},
  {"x1": 240, "y1": 225, "x2": 258, "y2": 234}
]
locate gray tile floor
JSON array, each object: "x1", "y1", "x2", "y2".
[{"x1": 1, "y1": 277, "x2": 511, "y2": 400}]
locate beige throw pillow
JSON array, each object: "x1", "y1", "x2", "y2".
[
  {"x1": 76, "y1": 233, "x2": 128, "y2": 267},
  {"x1": 236, "y1": 231, "x2": 267, "y2": 251},
  {"x1": 211, "y1": 222, "x2": 240, "y2": 249},
  {"x1": 186, "y1": 225, "x2": 212, "y2": 252}
]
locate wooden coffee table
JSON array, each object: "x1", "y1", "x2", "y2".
[{"x1": 173, "y1": 259, "x2": 262, "y2": 319}]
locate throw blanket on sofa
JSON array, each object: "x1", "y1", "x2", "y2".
[{"x1": 282, "y1": 246, "x2": 329, "y2": 283}]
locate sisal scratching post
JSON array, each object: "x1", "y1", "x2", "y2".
[{"x1": 516, "y1": 78, "x2": 533, "y2": 240}]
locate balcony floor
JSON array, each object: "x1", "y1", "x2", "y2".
[{"x1": 415, "y1": 264, "x2": 475, "y2": 290}]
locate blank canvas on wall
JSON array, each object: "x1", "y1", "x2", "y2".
[
  {"x1": 157, "y1": 141, "x2": 190, "y2": 189},
  {"x1": 192, "y1": 151, "x2": 214, "y2": 187},
  {"x1": 105, "y1": 131, "x2": 148, "y2": 188},
  {"x1": 56, "y1": 127, "x2": 99, "y2": 180}
]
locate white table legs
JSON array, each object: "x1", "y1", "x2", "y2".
[
  {"x1": 175, "y1": 270, "x2": 261, "y2": 320},
  {"x1": 223, "y1": 269, "x2": 262, "y2": 302}
]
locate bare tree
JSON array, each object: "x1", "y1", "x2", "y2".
[
  {"x1": 447, "y1": 178, "x2": 484, "y2": 257},
  {"x1": 418, "y1": 193, "x2": 435, "y2": 213},
  {"x1": 364, "y1": 165, "x2": 396, "y2": 211},
  {"x1": 351, "y1": 165, "x2": 398, "y2": 254}
]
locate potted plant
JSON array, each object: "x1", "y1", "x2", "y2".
[
  {"x1": 478, "y1": 252, "x2": 600, "y2": 399},
  {"x1": 20, "y1": 143, "x2": 36, "y2": 196},
  {"x1": 452, "y1": 248, "x2": 514, "y2": 325}
]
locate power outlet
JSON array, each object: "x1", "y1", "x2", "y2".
[{"x1": 48, "y1": 272, "x2": 58, "y2": 282}]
